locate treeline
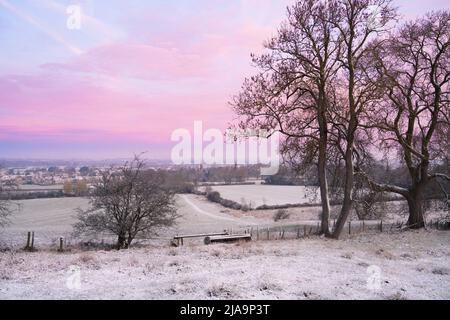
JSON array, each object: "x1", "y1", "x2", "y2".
[
  {"x1": 159, "y1": 165, "x2": 262, "y2": 193},
  {"x1": 0, "y1": 189, "x2": 73, "y2": 201}
]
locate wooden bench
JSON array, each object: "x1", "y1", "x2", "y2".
[
  {"x1": 172, "y1": 232, "x2": 228, "y2": 246},
  {"x1": 204, "y1": 234, "x2": 251, "y2": 245}
]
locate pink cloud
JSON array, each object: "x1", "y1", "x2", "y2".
[
  {"x1": 41, "y1": 42, "x2": 214, "y2": 81},
  {"x1": 0, "y1": 1, "x2": 292, "y2": 158},
  {"x1": 0, "y1": 71, "x2": 233, "y2": 145}
]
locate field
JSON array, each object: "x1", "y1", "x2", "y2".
[
  {"x1": 202, "y1": 185, "x2": 321, "y2": 207},
  {"x1": 17, "y1": 184, "x2": 63, "y2": 190},
  {"x1": 0, "y1": 194, "x2": 269, "y2": 247},
  {"x1": 0, "y1": 192, "x2": 448, "y2": 300},
  {"x1": 0, "y1": 230, "x2": 448, "y2": 299},
  {"x1": 1, "y1": 198, "x2": 89, "y2": 247},
  {"x1": 0, "y1": 188, "x2": 443, "y2": 248}
]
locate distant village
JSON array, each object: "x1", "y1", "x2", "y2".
[
  {"x1": 0, "y1": 165, "x2": 109, "y2": 198},
  {"x1": 0, "y1": 158, "x2": 173, "y2": 191},
  {"x1": 1, "y1": 165, "x2": 101, "y2": 186}
]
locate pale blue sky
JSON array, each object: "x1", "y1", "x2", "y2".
[{"x1": 0, "y1": 0, "x2": 449, "y2": 159}]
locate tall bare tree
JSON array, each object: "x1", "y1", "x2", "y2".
[
  {"x1": 360, "y1": 11, "x2": 450, "y2": 228},
  {"x1": 232, "y1": 0, "x2": 342, "y2": 235},
  {"x1": 329, "y1": 0, "x2": 397, "y2": 238},
  {"x1": 74, "y1": 156, "x2": 179, "y2": 249}
]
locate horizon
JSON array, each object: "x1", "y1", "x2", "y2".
[{"x1": 1, "y1": 0, "x2": 450, "y2": 160}]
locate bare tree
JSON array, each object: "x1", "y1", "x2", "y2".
[
  {"x1": 0, "y1": 200, "x2": 12, "y2": 228},
  {"x1": 232, "y1": 0, "x2": 448, "y2": 237},
  {"x1": 73, "y1": 156, "x2": 179, "y2": 249},
  {"x1": 231, "y1": 0, "x2": 342, "y2": 235},
  {"x1": 360, "y1": 11, "x2": 450, "y2": 228},
  {"x1": 328, "y1": 0, "x2": 397, "y2": 238},
  {"x1": 0, "y1": 183, "x2": 16, "y2": 228}
]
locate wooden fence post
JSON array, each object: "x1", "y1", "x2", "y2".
[
  {"x1": 31, "y1": 231, "x2": 35, "y2": 250},
  {"x1": 362, "y1": 220, "x2": 365, "y2": 232},
  {"x1": 380, "y1": 220, "x2": 383, "y2": 233},
  {"x1": 348, "y1": 221, "x2": 351, "y2": 235},
  {"x1": 256, "y1": 227, "x2": 259, "y2": 240},
  {"x1": 58, "y1": 237, "x2": 64, "y2": 252},
  {"x1": 267, "y1": 228, "x2": 269, "y2": 240},
  {"x1": 25, "y1": 231, "x2": 31, "y2": 250}
]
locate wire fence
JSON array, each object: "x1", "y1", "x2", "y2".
[{"x1": 3, "y1": 217, "x2": 448, "y2": 252}]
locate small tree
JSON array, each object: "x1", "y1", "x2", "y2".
[
  {"x1": 75, "y1": 180, "x2": 88, "y2": 196},
  {"x1": 63, "y1": 180, "x2": 73, "y2": 194},
  {"x1": 0, "y1": 183, "x2": 13, "y2": 228},
  {"x1": 73, "y1": 156, "x2": 179, "y2": 249},
  {"x1": 0, "y1": 200, "x2": 11, "y2": 228}
]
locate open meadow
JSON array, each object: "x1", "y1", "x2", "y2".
[
  {"x1": 0, "y1": 187, "x2": 448, "y2": 300},
  {"x1": 201, "y1": 185, "x2": 321, "y2": 207},
  {"x1": 0, "y1": 230, "x2": 448, "y2": 299}
]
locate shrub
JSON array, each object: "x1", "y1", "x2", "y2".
[
  {"x1": 206, "y1": 191, "x2": 222, "y2": 203},
  {"x1": 73, "y1": 156, "x2": 178, "y2": 249},
  {"x1": 273, "y1": 209, "x2": 290, "y2": 221}
]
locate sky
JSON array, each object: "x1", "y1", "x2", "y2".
[{"x1": 0, "y1": 0, "x2": 449, "y2": 160}]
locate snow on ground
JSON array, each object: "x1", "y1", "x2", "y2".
[
  {"x1": 1, "y1": 193, "x2": 447, "y2": 300},
  {"x1": 1, "y1": 194, "x2": 273, "y2": 247},
  {"x1": 1, "y1": 194, "x2": 439, "y2": 248},
  {"x1": 0, "y1": 230, "x2": 448, "y2": 300},
  {"x1": 1, "y1": 198, "x2": 90, "y2": 247},
  {"x1": 204, "y1": 185, "x2": 321, "y2": 207},
  {"x1": 17, "y1": 184, "x2": 64, "y2": 190}
]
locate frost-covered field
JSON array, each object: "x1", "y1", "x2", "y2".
[
  {"x1": 1, "y1": 194, "x2": 440, "y2": 249},
  {"x1": 0, "y1": 194, "x2": 268, "y2": 247},
  {"x1": 203, "y1": 185, "x2": 321, "y2": 207},
  {"x1": 0, "y1": 230, "x2": 448, "y2": 300},
  {"x1": 1, "y1": 194, "x2": 447, "y2": 300},
  {"x1": 1, "y1": 198, "x2": 90, "y2": 247},
  {"x1": 17, "y1": 184, "x2": 64, "y2": 190}
]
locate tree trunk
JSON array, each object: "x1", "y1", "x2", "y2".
[
  {"x1": 317, "y1": 97, "x2": 331, "y2": 236},
  {"x1": 332, "y1": 126, "x2": 356, "y2": 239},
  {"x1": 406, "y1": 189, "x2": 425, "y2": 229},
  {"x1": 127, "y1": 234, "x2": 134, "y2": 248},
  {"x1": 318, "y1": 134, "x2": 331, "y2": 236},
  {"x1": 117, "y1": 234, "x2": 127, "y2": 250},
  {"x1": 332, "y1": 188, "x2": 353, "y2": 239}
]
